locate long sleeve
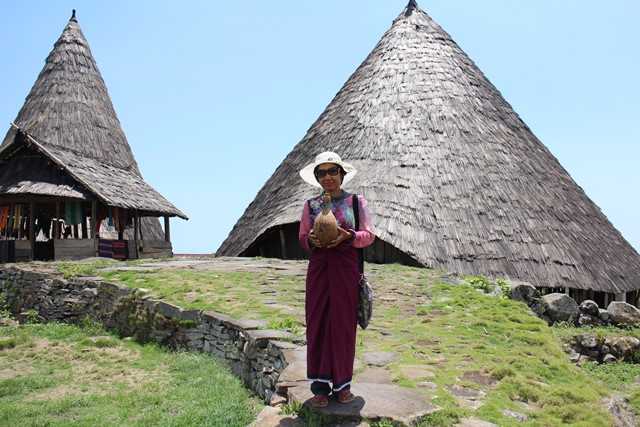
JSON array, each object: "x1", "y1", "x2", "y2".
[
  {"x1": 352, "y1": 195, "x2": 375, "y2": 248},
  {"x1": 298, "y1": 201, "x2": 312, "y2": 252}
]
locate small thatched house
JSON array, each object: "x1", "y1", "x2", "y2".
[
  {"x1": 0, "y1": 11, "x2": 187, "y2": 262},
  {"x1": 217, "y1": 1, "x2": 640, "y2": 307}
]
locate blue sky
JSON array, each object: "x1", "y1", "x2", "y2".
[{"x1": 1, "y1": 1, "x2": 638, "y2": 254}]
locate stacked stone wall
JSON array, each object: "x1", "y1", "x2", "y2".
[{"x1": 0, "y1": 266, "x2": 300, "y2": 402}]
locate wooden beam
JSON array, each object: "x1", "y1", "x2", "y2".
[
  {"x1": 279, "y1": 227, "x2": 287, "y2": 259},
  {"x1": 91, "y1": 201, "x2": 97, "y2": 256},
  {"x1": 162, "y1": 216, "x2": 169, "y2": 243},
  {"x1": 81, "y1": 203, "x2": 88, "y2": 239},
  {"x1": 29, "y1": 202, "x2": 35, "y2": 261},
  {"x1": 133, "y1": 211, "x2": 139, "y2": 259},
  {"x1": 54, "y1": 201, "x2": 61, "y2": 239}
]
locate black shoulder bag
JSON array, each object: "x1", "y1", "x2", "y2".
[{"x1": 353, "y1": 194, "x2": 373, "y2": 329}]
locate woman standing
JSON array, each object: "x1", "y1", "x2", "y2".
[{"x1": 298, "y1": 151, "x2": 375, "y2": 408}]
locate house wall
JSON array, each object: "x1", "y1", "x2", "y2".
[{"x1": 54, "y1": 239, "x2": 95, "y2": 260}]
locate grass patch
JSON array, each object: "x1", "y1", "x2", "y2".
[
  {"x1": 48, "y1": 259, "x2": 640, "y2": 425},
  {"x1": 99, "y1": 269, "x2": 307, "y2": 332},
  {"x1": 0, "y1": 322, "x2": 260, "y2": 426}
]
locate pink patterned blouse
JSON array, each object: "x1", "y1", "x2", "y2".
[{"x1": 298, "y1": 191, "x2": 375, "y2": 252}]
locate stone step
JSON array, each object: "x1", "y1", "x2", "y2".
[{"x1": 287, "y1": 382, "x2": 439, "y2": 426}]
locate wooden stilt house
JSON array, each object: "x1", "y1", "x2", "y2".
[
  {"x1": 217, "y1": 1, "x2": 640, "y2": 306},
  {"x1": 0, "y1": 11, "x2": 187, "y2": 262}
]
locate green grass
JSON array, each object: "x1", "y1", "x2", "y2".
[
  {"x1": 99, "y1": 269, "x2": 306, "y2": 332},
  {"x1": 0, "y1": 322, "x2": 260, "y2": 426},
  {"x1": 46, "y1": 260, "x2": 640, "y2": 425}
]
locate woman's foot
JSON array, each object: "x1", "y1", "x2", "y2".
[
  {"x1": 336, "y1": 389, "x2": 355, "y2": 404},
  {"x1": 309, "y1": 394, "x2": 329, "y2": 408}
]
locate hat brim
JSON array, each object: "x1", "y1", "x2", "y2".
[{"x1": 299, "y1": 161, "x2": 357, "y2": 188}]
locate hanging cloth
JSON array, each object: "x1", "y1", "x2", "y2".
[
  {"x1": 35, "y1": 216, "x2": 52, "y2": 239},
  {"x1": 64, "y1": 201, "x2": 82, "y2": 225},
  {"x1": 113, "y1": 207, "x2": 121, "y2": 232},
  {"x1": 0, "y1": 206, "x2": 9, "y2": 230},
  {"x1": 13, "y1": 205, "x2": 22, "y2": 231}
]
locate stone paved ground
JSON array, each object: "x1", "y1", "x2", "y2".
[
  {"x1": 96, "y1": 256, "x2": 490, "y2": 425},
  {"x1": 85, "y1": 256, "x2": 636, "y2": 426}
]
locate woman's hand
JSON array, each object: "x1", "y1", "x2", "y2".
[
  {"x1": 308, "y1": 230, "x2": 323, "y2": 248},
  {"x1": 326, "y1": 227, "x2": 354, "y2": 248}
]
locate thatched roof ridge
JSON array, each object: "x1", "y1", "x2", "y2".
[
  {"x1": 217, "y1": 1, "x2": 640, "y2": 293},
  {"x1": 0, "y1": 12, "x2": 186, "y2": 220}
]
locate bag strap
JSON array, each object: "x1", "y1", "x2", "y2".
[{"x1": 352, "y1": 194, "x2": 364, "y2": 274}]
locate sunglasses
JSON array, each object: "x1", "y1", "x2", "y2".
[{"x1": 315, "y1": 166, "x2": 340, "y2": 179}]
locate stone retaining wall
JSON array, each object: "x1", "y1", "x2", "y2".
[{"x1": 0, "y1": 266, "x2": 301, "y2": 402}]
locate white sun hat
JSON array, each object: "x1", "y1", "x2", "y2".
[{"x1": 299, "y1": 151, "x2": 357, "y2": 188}]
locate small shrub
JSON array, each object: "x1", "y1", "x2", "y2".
[
  {"x1": 23, "y1": 309, "x2": 40, "y2": 324},
  {"x1": 0, "y1": 294, "x2": 12, "y2": 319},
  {"x1": 280, "y1": 400, "x2": 302, "y2": 416},
  {"x1": 491, "y1": 366, "x2": 515, "y2": 380},
  {"x1": 0, "y1": 336, "x2": 17, "y2": 350},
  {"x1": 417, "y1": 408, "x2": 463, "y2": 427},
  {"x1": 268, "y1": 317, "x2": 302, "y2": 335},
  {"x1": 465, "y1": 276, "x2": 493, "y2": 293},
  {"x1": 80, "y1": 316, "x2": 105, "y2": 334},
  {"x1": 371, "y1": 419, "x2": 396, "y2": 427},
  {"x1": 628, "y1": 350, "x2": 640, "y2": 364},
  {"x1": 79, "y1": 336, "x2": 117, "y2": 348},
  {"x1": 496, "y1": 278, "x2": 511, "y2": 296}
]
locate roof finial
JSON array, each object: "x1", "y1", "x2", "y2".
[
  {"x1": 405, "y1": 0, "x2": 419, "y2": 16},
  {"x1": 70, "y1": 9, "x2": 77, "y2": 22}
]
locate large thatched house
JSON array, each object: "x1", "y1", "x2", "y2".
[
  {"x1": 0, "y1": 11, "x2": 186, "y2": 262},
  {"x1": 217, "y1": 1, "x2": 640, "y2": 307}
]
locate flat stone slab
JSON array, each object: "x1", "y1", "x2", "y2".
[
  {"x1": 246, "y1": 329, "x2": 297, "y2": 342},
  {"x1": 398, "y1": 364, "x2": 435, "y2": 380},
  {"x1": 234, "y1": 319, "x2": 268, "y2": 330},
  {"x1": 455, "y1": 418, "x2": 498, "y2": 427},
  {"x1": 276, "y1": 361, "x2": 308, "y2": 392},
  {"x1": 249, "y1": 406, "x2": 303, "y2": 427},
  {"x1": 455, "y1": 418, "x2": 497, "y2": 427},
  {"x1": 447, "y1": 384, "x2": 486, "y2": 410},
  {"x1": 354, "y1": 367, "x2": 394, "y2": 384},
  {"x1": 460, "y1": 370, "x2": 497, "y2": 387},
  {"x1": 288, "y1": 382, "x2": 439, "y2": 425},
  {"x1": 362, "y1": 351, "x2": 397, "y2": 367}
]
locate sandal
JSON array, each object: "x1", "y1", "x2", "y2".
[
  {"x1": 336, "y1": 389, "x2": 355, "y2": 404},
  {"x1": 309, "y1": 394, "x2": 329, "y2": 408}
]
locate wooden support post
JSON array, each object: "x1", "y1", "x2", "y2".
[
  {"x1": 133, "y1": 211, "x2": 139, "y2": 259},
  {"x1": 91, "y1": 201, "x2": 97, "y2": 256},
  {"x1": 615, "y1": 292, "x2": 626, "y2": 302},
  {"x1": 279, "y1": 227, "x2": 287, "y2": 259},
  {"x1": 17, "y1": 204, "x2": 22, "y2": 240},
  {"x1": 54, "y1": 202, "x2": 61, "y2": 239},
  {"x1": 81, "y1": 204, "x2": 88, "y2": 239},
  {"x1": 164, "y1": 216, "x2": 171, "y2": 242},
  {"x1": 29, "y1": 202, "x2": 35, "y2": 261},
  {"x1": 73, "y1": 224, "x2": 79, "y2": 239}
]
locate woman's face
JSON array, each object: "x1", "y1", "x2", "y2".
[{"x1": 315, "y1": 162, "x2": 342, "y2": 193}]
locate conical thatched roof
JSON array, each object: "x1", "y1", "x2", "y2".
[
  {"x1": 217, "y1": 1, "x2": 640, "y2": 293},
  {"x1": 0, "y1": 11, "x2": 187, "y2": 224}
]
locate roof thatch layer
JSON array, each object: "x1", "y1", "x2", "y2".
[
  {"x1": 0, "y1": 12, "x2": 186, "y2": 222},
  {"x1": 217, "y1": 1, "x2": 640, "y2": 293},
  {"x1": 0, "y1": 144, "x2": 91, "y2": 200}
]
